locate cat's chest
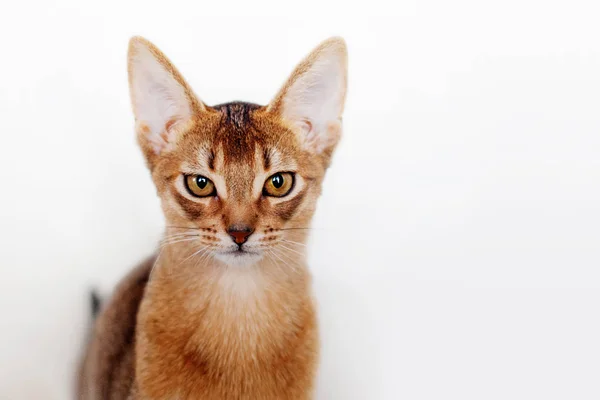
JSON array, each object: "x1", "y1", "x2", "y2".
[
  {"x1": 135, "y1": 264, "x2": 316, "y2": 398},
  {"x1": 140, "y1": 275, "x2": 294, "y2": 360},
  {"x1": 135, "y1": 294, "x2": 316, "y2": 400}
]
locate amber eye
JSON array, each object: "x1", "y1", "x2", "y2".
[
  {"x1": 263, "y1": 172, "x2": 294, "y2": 197},
  {"x1": 185, "y1": 175, "x2": 216, "y2": 197}
]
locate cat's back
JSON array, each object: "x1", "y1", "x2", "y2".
[{"x1": 77, "y1": 255, "x2": 155, "y2": 400}]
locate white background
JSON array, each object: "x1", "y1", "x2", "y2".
[{"x1": 1, "y1": 1, "x2": 599, "y2": 399}]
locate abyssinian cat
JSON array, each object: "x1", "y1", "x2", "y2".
[{"x1": 77, "y1": 35, "x2": 347, "y2": 400}]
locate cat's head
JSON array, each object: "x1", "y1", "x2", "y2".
[{"x1": 127, "y1": 37, "x2": 347, "y2": 267}]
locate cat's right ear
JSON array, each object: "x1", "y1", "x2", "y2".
[{"x1": 127, "y1": 37, "x2": 204, "y2": 168}]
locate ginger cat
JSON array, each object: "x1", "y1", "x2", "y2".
[{"x1": 77, "y1": 35, "x2": 347, "y2": 400}]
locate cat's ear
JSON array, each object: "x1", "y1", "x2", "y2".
[
  {"x1": 267, "y1": 37, "x2": 348, "y2": 157},
  {"x1": 127, "y1": 36, "x2": 204, "y2": 165}
]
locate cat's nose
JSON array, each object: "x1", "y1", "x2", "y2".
[{"x1": 227, "y1": 225, "x2": 254, "y2": 245}]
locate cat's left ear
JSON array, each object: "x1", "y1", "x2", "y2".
[
  {"x1": 267, "y1": 37, "x2": 348, "y2": 158},
  {"x1": 127, "y1": 36, "x2": 205, "y2": 167}
]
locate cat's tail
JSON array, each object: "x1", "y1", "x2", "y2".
[
  {"x1": 76, "y1": 289, "x2": 102, "y2": 398},
  {"x1": 90, "y1": 289, "x2": 102, "y2": 320}
]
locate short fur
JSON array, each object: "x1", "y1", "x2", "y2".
[{"x1": 77, "y1": 36, "x2": 347, "y2": 399}]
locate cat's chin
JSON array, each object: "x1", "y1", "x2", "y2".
[{"x1": 214, "y1": 249, "x2": 263, "y2": 267}]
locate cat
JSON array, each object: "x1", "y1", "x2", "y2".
[{"x1": 77, "y1": 35, "x2": 347, "y2": 400}]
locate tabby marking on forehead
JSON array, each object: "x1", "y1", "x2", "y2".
[
  {"x1": 213, "y1": 101, "x2": 261, "y2": 129},
  {"x1": 263, "y1": 147, "x2": 290, "y2": 172},
  {"x1": 210, "y1": 102, "x2": 264, "y2": 166},
  {"x1": 193, "y1": 145, "x2": 215, "y2": 172}
]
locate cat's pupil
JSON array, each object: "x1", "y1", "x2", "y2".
[
  {"x1": 272, "y1": 175, "x2": 283, "y2": 188},
  {"x1": 196, "y1": 177, "x2": 208, "y2": 189}
]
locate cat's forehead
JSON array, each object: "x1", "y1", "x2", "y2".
[{"x1": 180, "y1": 101, "x2": 300, "y2": 171}]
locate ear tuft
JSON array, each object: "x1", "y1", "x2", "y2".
[
  {"x1": 127, "y1": 37, "x2": 202, "y2": 158},
  {"x1": 268, "y1": 37, "x2": 348, "y2": 155}
]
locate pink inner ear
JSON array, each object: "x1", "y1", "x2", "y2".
[
  {"x1": 299, "y1": 119, "x2": 313, "y2": 136},
  {"x1": 299, "y1": 119, "x2": 322, "y2": 151},
  {"x1": 139, "y1": 122, "x2": 170, "y2": 155},
  {"x1": 149, "y1": 133, "x2": 168, "y2": 155},
  {"x1": 301, "y1": 120, "x2": 342, "y2": 154},
  {"x1": 159, "y1": 118, "x2": 179, "y2": 147},
  {"x1": 165, "y1": 118, "x2": 178, "y2": 132},
  {"x1": 143, "y1": 118, "x2": 183, "y2": 155}
]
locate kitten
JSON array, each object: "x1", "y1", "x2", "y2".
[{"x1": 77, "y1": 35, "x2": 347, "y2": 400}]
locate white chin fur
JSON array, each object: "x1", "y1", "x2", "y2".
[{"x1": 214, "y1": 251, "x2": 263, "y2": 267}]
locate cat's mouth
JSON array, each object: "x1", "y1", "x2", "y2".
[
  {"x1": 215, "y1": 246, "x2": 263, "y2": 266},
  {"x1": 227, "y1": 248, "x2": 258, "y2": 257}
]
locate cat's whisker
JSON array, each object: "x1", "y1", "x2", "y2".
[
  {"x1": 277, "y1": 243, "x2": 306, "y2": 257},
  {"x1": 196, "y1": 246, "x2": 214, "y2": 266},
  {"x1": 161, "y1": 234, "x2": 197, "y2": 242},
  {"x1": 177, "y1": 245, "x2": 210, "y2": 267},
  {"x1": 281, "y1": 239, "x2": 307, "y2": 247},
  {"x1": 267, "y1": 250, "x2": 289, "y2": 275},
  {"x1": 149, "y1": 249, "x2": 164, "y2": 278},
  {"x1": 160, "y1": 237, "x2": 199, "y2": 248},
  {"x1": 162, "y1": 232, "x2": 199, "y2": 240},
  {"x1": 164, "y1": 230, "x2": 198, "y2": 235},
  {"x1": 274, "y1": 255, "x2": 301, "y2": 276},
  {"x1": 267, "y1": 248, "x2": 286, "y2": 265},
  {"x1": 191, "y1": 248, "x2": 210, "y2": 269},
  {"x1": 269, "y1": 247, "x2": 302, "y2": 274},
  {"x1": 274, "y1": 245, "x2": 307, "y2": 271},
  {"x1": 166, "y1": 226, "x2": 213, "y2": 231},
  {"x1": 165, "y1": 230, "x2": 201, "y2": 236},
  {"x1": 273, "y1": 246, "x2": 303, "y2": 267}
]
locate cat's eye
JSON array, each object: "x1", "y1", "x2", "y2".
[
  {"x1": 263, "y1": 172, "x2": 294, "y2": 197},
  {"x1": 185, "y1": 175, "x2": 216, "y2": 197}
]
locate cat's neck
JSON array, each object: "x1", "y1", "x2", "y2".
[
  {"x1": 137, "y1": 244, "x2": 313, "y2": 357},
  {"x1": 134, "y1": 246, "x2": 317, "y2": 398}
]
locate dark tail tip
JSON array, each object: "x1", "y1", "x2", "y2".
[{"x1": 90, "y1": 290, "x2": 102, "y2": 319}]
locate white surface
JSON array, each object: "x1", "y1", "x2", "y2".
[{"x1": 1, "y1": 2, "x2": 599, "y2": 399}]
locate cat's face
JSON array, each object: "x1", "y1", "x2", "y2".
[
  {"x1": 128, "y1": 37, "x2": 347, "y2": 266},
  {"x1": 148, "y1": 102, "x2": 331, "y2": 266}
]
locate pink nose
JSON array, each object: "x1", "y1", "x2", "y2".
[{"x1": 227, "y1": 226, "x2": 254, "y2": 245}]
